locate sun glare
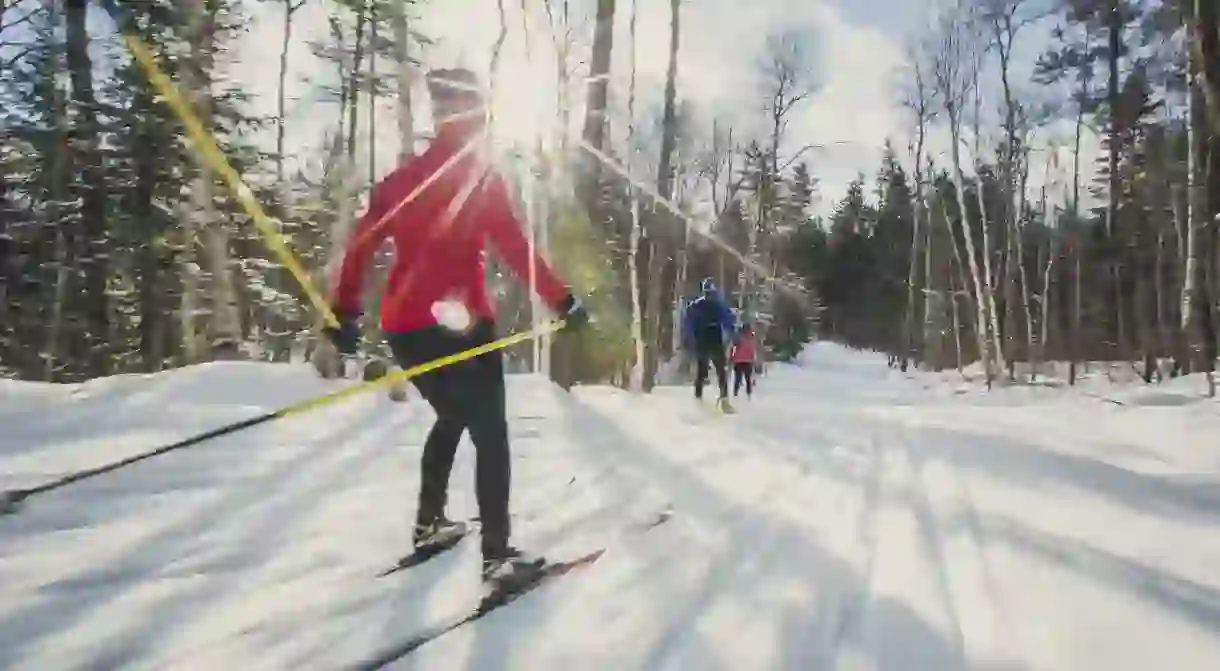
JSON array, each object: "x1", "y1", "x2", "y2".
[{"x1": 484, "y1": 40, "x2": 562, "y2": 155}]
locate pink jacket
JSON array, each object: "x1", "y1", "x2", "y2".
[{"x1": 730, "y1": 328, "x2": 757, "y2": 364}]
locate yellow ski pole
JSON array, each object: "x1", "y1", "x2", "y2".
[{"x1": 1, "y1": 319, "x2": 568, "y2": 515}]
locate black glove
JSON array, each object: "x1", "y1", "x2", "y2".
[
  {"x1": 557, "y1": 293, "x2": 589, "y2": 331},
  {"x1": 323, "y1": 309, "x2": 362, "y2": 355}
]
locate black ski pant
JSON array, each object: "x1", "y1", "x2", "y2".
[
  {"x1": 387, "y1": 319, "x2": 511, "y2": 558},
  {"x1": 694, "y1": 340, "x2": 728, "y2": 400},
  {"x1": 733, "y1": 362, "x2": 754, "y2": 397}
]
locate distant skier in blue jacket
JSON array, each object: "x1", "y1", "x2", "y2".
[{"x1": 682, "y1": 278, "x2": 736, "y2": 411}]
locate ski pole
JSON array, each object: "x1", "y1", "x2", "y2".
[{"x1": 0, "y1": 319, "x2": 567, "y2": 516}]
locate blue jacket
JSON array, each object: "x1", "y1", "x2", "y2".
[{"x1": 682, "y1": 291, "x2": 735, "y2": 347}]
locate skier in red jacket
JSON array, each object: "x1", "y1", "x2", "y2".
[
  {"x1": 730, "y1": 321, "x2": 759, "y2": 399},
  {"x1": 326, "y1": 68, "x2": 587, "y2": 586}
]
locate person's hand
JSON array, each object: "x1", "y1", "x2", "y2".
[
  {"x1": 323, "y1": 309, "x2": 361, "y2": 355},
  {"x1": 558, "y1": 294, "x2": 589, "y2": 332}
]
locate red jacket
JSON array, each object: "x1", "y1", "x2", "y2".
[
  {"x1": 730, "y1": 328, "x2": 757, "y2": 364},
  {"x1": 332, "y1": 119, "x2": 569, "y2": 333}
]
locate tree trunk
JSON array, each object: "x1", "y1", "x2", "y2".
[
  {"x1": 183, "y1": 0, "x2": 242, "y2": 360},
  {"x1": 178, "y1": 212, "x2": 202, "y2": 364},
  {"x1": 65, "y1": 0, "x2": 109, "y2": 378},
  {"x1": 276, "y1": 1, "x2": 301, "y2": 183},
  {"x1": 1068, "y1": 36, "x2": 1090, "y2": 385},
  {"x1": 625, "y1": 0, "x2": 645, "y2": 390},
  {"x1": 39, "y1": 39, "x2": 70, "y2": 380},
  {"x1": 581, "y1": 0, "x2": 616, "y2": 162},
  {"x1": 1179, "y1": 43, "x2": 1202, "y2": 374},
  {"x1": 993, "y1": 8, "x2": 1022, "y2": 379},
  {"x1": 642, "y1": 0, "x2": 681, "y2": 390},
  {"x1": 971, "y1": 64, "x2": 1006, "y2": 380},
  {"x1": 1105, "y1": 1, "x2": 1123, "y2": 362},
  {"x1": 1072, "y1": 237, "x2": 1083, "y2": 384},
  {"x1": 1015, "y1": 153, "x2": 1035, "y2": 380},
  {"x1": 947, "y1": 102, "x2": 997, "y2": 384},
  {"x1": 950, "y1": 269, "x2": 964, "y2": 374},
  {"x1": 554, "y1": 0, "x2": 614, "y2": 389},
  {"x1": 392, "y1": 0, "x2": 414, "y2": 161},
  {"x1": 903, "y1": 96, "x2": 929, "y2": 371},
  {"x1": 367, "y1": 2, "x2": 377, "y2": 181},
  {"x1": 1191, "y1": 0, "x2": 1218, "y2": 393},
  {"x1": 348, "y1": 1, "x2": 367, "y2": 163},
  {"x1": 134, "y1": 81, "x2": 163, "y2": 372},
  {"x1": 1040, "y1": 227, "x2": 1055, "y2": 379},
  {"x1": 45, "y1": 229, "x2": 71, "y2": 381},
  {"x1": 922, "y1": 155, "x2": 937, "y2": 365}
]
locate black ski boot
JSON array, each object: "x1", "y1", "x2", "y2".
[
  {"x1": 481, "y1": 546, "x2": 547, "y2": 590},
  {"x1": 414, "y1": 515, "x2": 467, "y2": 551}
]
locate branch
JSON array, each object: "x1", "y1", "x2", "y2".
[
  {"x1": 1, "y1": 42, "x2": 37, "y2": 68},
  {"x1": 0, "y1": 1, "x2": 39, "y2": 34},
  {"x1": 779, "y1": 90, "x2": 812, "y2": 117},
  {"x1": 777, "y1": 141, "x2": 854, "y2": 173}
]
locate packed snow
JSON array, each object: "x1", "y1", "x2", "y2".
[{"x1": 2, "y1": 343, "x2": 1220, "y2": 670}]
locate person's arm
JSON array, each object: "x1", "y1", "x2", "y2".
[
  {"x1": 715, "y1": 297, "x2": 736, "y2": 337},
  {"x1": 481, "y1": 174, "x2": 571, "y2": 310},
  {"x1": 332, "y1": 178, "x2": 394, "y2": 315}
]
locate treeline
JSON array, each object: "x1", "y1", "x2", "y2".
[
  {"x1": 787, "y1": 0, "x2": 1219, "y2": 393},
  {"x1": 0, "y1": 0, "x2": 420, "y2": 382}
]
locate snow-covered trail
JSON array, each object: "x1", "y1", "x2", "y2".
[{"x1": 2, "y1": 345, "x2": 1220, "y2": 670}]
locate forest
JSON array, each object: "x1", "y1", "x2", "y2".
[{"x1": 1, "y1": 0, "x2": 1217, "y2": 395}]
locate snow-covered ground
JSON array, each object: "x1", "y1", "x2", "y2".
[{"x1": 2, "y1": 343, "x2": 1220, "y2": 670}]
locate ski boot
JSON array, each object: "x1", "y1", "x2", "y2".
[
  {"x1": 482, "y1": 546, "x2": 547, "y2": 592},
  {"x1": 414, "y1": 515, "x2": 468, "y2": 552}
]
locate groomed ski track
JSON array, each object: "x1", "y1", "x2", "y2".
[{"x1": 3, "y1": 343, "x2": 1220, "y2": 670}]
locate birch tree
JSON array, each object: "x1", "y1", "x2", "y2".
[
  {"x1": 932, "y1": 3, "x2": 1003, "y2": 384},
  {"x1": 185, "y1": 0, "x2": 243, "y2": 359},
  {"x1": 625, "y1": 0, "x2": 645, "y2": 390},
  {"x1": 899, "y1": 40, "x2": 937, "y2": 371}
]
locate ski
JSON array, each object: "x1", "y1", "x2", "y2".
[
  {"x1": 350, "y1": 549, "x2": 606, "y2": 670},
  {"x1": 353, "y1": 506, "x2": 674, "y2": 669},
  {"x1": 377, "y1": 523, "x2": 473, "y2": 578}
]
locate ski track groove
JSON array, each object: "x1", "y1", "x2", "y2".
[
  {"x1": 137, "y1": 413, "x2": 411, "y2": 670},
  {"x1": 568, "y1": 388, "x2": 886, "y2": 670},
  {"x1": 0, "y1": 400, "x2": 401, "y2": 670}
]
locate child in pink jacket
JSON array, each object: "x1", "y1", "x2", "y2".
[{"x1": 730, "y1": 323, "x2": 759, "y2": 398}]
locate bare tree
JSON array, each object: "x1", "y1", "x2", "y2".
[
  {"x1": 624, "y1": 0, "x2": 645, "y2": 390},
  {"x1": 899, "y1": 38, "x2": 937, "y2": 371},
  {"x1": 751, "y1": 30, "x2": 816, "y2": 310},
  {"x1": 276, "y1": 0, "x2": 308, "y2": 183},
  {"x1": 932, "y1": 1, "x2": 1002, "y2": 384},
  {"x1": 980, "y1": 0, "x2": 1043, "y2": 378},
  {"x1": 968, "y1": 35, "x2": 1007, "y2": 378}
]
